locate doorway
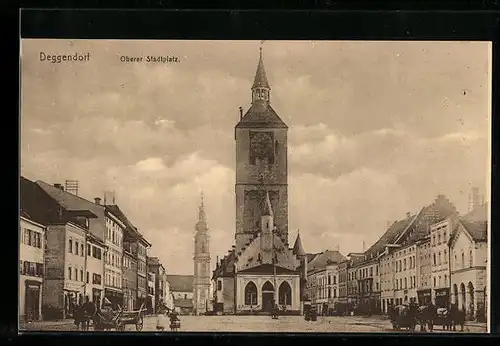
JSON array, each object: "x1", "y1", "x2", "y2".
[
  {"x1": 261, "y1": 281, "x2": 274, "y2": 312},
  {"x1": 25, "y1": 284, "x2": 40, "y2": 321}
]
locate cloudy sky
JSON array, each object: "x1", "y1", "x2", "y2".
[{"x1": 20, "y1": 40, "x2": 491, "y2": 274}]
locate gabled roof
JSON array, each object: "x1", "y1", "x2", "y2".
[
  {"x1": 364, "y1": 218, "x2": 414, "y2": 259},
  {"x1": 36, "y1": 180, "x2": 102, "y2": 219},
  {"x1": 292, "y1": 232, "x2": 306, "y2": 256},
  {"x1": 307, "y1": 250, "x2": 346, "y2": 273},
  {"x1": 166, "y1": 275, "x2": 193, "y2": 292},
  {"x1": 235, "y1": 103, "x2": 288, "y2": 129},
  {"x1": 104, "y1": 204, "x2": 150, "y2": 246},
  {"x1": 20, "y1": 176, "x2": 55, "y2": 225},
  {"x1": 237, "y1": 263, "x2": 298, "y2": 275},
  {"x1": 449, "y1": 220, "x2": 488, "y2": 247}
]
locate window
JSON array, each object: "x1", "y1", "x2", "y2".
[
  {"x1": 68, "y1": 238, "x2": 73, "y2": 253},
  {"x1": 433, "y1": 254, "x2": 436, "y2": 265},
  {"x1": 217, "y1": 281, "x2": 222, "y2": 290},
  {"x1": 74, "y1": 268, "x2": 77, "y2": 281},
  {"x1": 444, "y1": 249, "x2": 447, "y2": 263},
  {"x1": 80, "y1": 269, "x2": 83, "y2": 282},
  {"x1": 333, "y1": 276, "x2": 337, "y2": 285},
  {"x1": 75, "y1": 241, "x2": 79, "y2": 255},
  {"x1": 461, "y1": 252, "x2": 465, "y2": 268},
  {"x1": 404, "y1": 278, "x2": 407, "y2": 289},
  {"x1": 469, "y1": 249, "x2": 473, "y2": 267},
  {"x1": 403, "y1": 259, "x2": 407, "y2": 270},
  {"x1": 87, "y1": 244, "x2": 91, "y2": 256},
  {"x1": 438, "y1": 233, "x2": 441, "y2": 244},
  {"x1": 444, "y1": 274, "x2": 448, "y2": 286},
  {"x1": 80, "y1": 243, "x2": 84, "y2": 256},
  {"x1": 432, "y1": 235, "x2": 435, "y2": 245},
  {"x1": 370, "y1": 267, "x2": 373, "y2": 276},
  {"x1": 444, "y1": 230, "x2": 447, "y2": 239},
  {"x1": 68, "y1": 266, "x2": 72, "y2": 280},
  {"x1": 438, "y1": 252, "x2": 442, "y2": 265},
  {"x1": 86, "y1": 271, "x2": 89, "y2": 283},
  {"x1": 433, "y1": 277, "x2": 436, "y2": 287},
  {"x1": 184, "y1": 294, "x2": 187, "y2": 300}
]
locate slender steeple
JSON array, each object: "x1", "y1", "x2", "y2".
[
  {"x1": 196, "y1": 191, "x2": 208, "y2": 233},
  {"x1": 262, "y1": 189, "x2": 274, "y2": 218},
  {"x1": 252, "y1": 44, "x2": 271, "y2": 104},
  {"x1": 293, "y1": 230, "x2": 306, "y2": 257}
]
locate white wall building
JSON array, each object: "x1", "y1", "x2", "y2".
[
  {"x1": 104, "y1": 210, "x2": 126, "y2": 307},
  {"x1": 85, "y1": 233, "x2": 106, "y2": 305},
  {"x1": 20, "y1": 216, "x2": 46, "y2": 322},
  {"x1": 430, "y1": 218, "x2": 453, "y2": 308}
]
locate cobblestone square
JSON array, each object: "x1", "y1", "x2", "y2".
[{"x1": 20, "y1": 315, "x2": 488, "y2": 334}]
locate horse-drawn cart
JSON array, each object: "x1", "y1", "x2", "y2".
[
  {"x1": 93, "y1": 304, "x2": 146, "y2": 332},
  {"x1": 389, "y1": 305, "x2": 417, "y2": 331}
]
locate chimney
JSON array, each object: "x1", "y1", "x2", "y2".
[
  {"x1": 94, "y1": 197, "x2": 101, "y2": 205},
  {"x1": 239, "y1": 107, "x2": 243, "y2": 120},
  {"x1": 53, "y1": 183, "x2": 64, "y2": 191}
]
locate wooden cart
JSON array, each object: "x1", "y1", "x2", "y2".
[{"x1": 116, "y1": 303, "x2": 147, "y2": 331}]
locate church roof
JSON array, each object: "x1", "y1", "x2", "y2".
[
  {"x1": 252, "y1": 50, "x2": 270, "y2": 89},
  {"x1": 235, "y1": 103, "x2": 288, "y2": 129},
  {"x1": 292, "y1": 232, "x2": 306, "y2": 256}
]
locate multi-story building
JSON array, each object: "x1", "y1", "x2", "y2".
[
  {"x1": 104, "y1": 205, "x2": 142, "y2": 311},
  {"x1": 147, "y1": 271, "x2": 156, "y2": 314},
  {"x1": 338, "y1": 260, "x2": 348, "y2": 305},
  {"x1": 85, "y1": 232, "x2": 106, "y2": 306},
  {"x1": 392, "y1": 243, "x2": 418, "y2": 306},
  {"x1": 346, "y1": 253, "x2": 365, "y2": 309},
  {"x1": 136, "y1": 237, "x2": 150, "y2": 309},
  {"x1": 430, "y1": 218, "x2": 453, "y2": 308},
  {"x1": 356, "y1": 255, "x2": 381, "y2": 313},
  {"x1": 19, "y1": 214, "x2": 46, "y2": 322},
  {"x1": 415, "y1": 236, "x2": 432, "y2": 305},
  {"x1": 122, "y1": 239, "x2": 138, "y2": 311},
  {"x1": 23, "y1": 178, "x2": 101, "y2": 319},
  {"x1": 449, "y1": 203, "x2": 488, "y2": 321},
  {"x1": 305, "y1": 250, "x2": 346, "y2": 314},
  {"x1": 147, "y1": 257, "x2": 166, "y2": 312},
  {"x1": 103, "y1": 205, "x2": 126, "y2": 308}
]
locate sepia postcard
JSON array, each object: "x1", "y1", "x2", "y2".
[{"x1": 19, "y1": 39, "x2": 491, "y2": 333}]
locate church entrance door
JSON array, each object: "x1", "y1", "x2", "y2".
[{"x1": 262, "y1": 281, "x2": 274, "y2": 312}]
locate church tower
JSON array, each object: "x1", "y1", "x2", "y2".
[
  {"x1": 234, "y1": 46, "x2": 289, "y2": 254},
  {"x1": 193, "y1": 192, "x2": 211, "y2": 315}
]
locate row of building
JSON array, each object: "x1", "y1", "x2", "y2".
[
  {"x1": 19, "y1": 176, "x2": 178, "y2": 322},
  {"x1": 301, "y1": 192, "x2": 488, "y2": 322}
]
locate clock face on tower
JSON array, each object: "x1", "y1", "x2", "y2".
[{"x1": 250, "y1": 131, "x2": 274, "y2": 164}]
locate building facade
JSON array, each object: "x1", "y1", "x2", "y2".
[
  {"x1": 147, "y1": 271, "x2": 156, "y2": 314},
  {"x1": 193, "y1": 194, "x2": 211, "y2": 315},
  {"x1": 167, "y1": 275, "x2": 194, "y2": 314},
  {"x1": 136, "y1": 237, "x2": 150, "y2": 309},
  {"x1": 85, "y1": 232, "x2": 106, "y2": 306},
  {"x1": 212, "y1": 48, "x2": 302, "y2": 315},
  {"x1": 338, "y1": 261, "x2": 349, "y2": 305},
  {"x1": 449, "y1": 214, "x2": 488, "y2": 321},
  {"x1": 122, "y1": 240, "x2": 138, "y2": 311},
  {"x1": 20, "y1": 216, "x2": 46, "y2": 322},
  {"x1": 103, "y1": 207, "x2": 126, "y2": 308},
  {"x1": 147, "y1": 256, "x2": 166, "y2": 312},
  {"x1": 305, "y1": 251, "x2": 346, "y2": 314},
  {"x1": 430, "y1": 218, "x2": 453, "y2": 308},
  {"x1": 415, "y1": 236, "x2": 432, "y2": 305},
  {"x1": 356, "y1": 258, "x2": 381, "y2": 313}
]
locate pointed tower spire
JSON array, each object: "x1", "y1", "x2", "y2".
[
  {"x1": 252, "y1": 44, "x2": 271, "y2": 104},
  {"x1": 262, "y1": 189, "x2": 274, "y2": 218},
  {"x1": 293, "y1": 230, "x2": 306, "y2": 256},
  {"x1": 196, "y1": 191, "x2": 208, "y2": 233}
]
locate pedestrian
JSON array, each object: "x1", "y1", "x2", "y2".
[{"x1": 156, "y1": 308, "x2": 167, "y2": 332}]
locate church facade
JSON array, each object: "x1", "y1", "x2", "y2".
[{"x1": 212, "y1": 49, "x2": 305, "y2": 315}]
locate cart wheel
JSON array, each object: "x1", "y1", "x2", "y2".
[{"x1": 136, "y1": 316, "x2": 144, "y2": 331}]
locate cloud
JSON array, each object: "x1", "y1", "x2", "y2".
[{"x1": 20, "y1": 39, "x2": 490, "y2": 274}]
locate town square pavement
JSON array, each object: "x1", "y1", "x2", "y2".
[{"x1": 20, "y1": 315, "x2": 488, "y2": 333}]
